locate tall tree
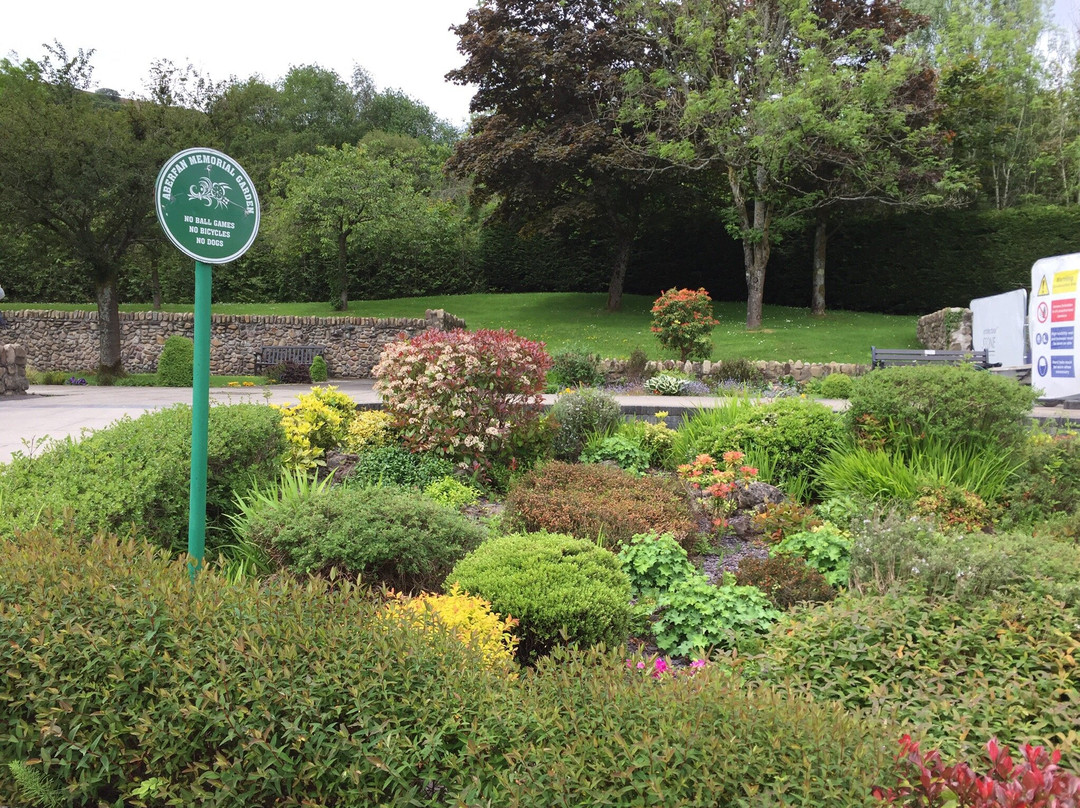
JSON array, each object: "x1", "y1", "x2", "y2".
[
  {"x1": 0, "y1": 45, "x2": 195, "y2": 376},
  {"x1": 267, "y1": 144, "x2": 414, "y2": 310},
  {"x1": 447, "y1": 0, "x2": 665, "y2": 311},
  {"x1": 619, "y1": 0, "x2": 947, "y2": 328}
]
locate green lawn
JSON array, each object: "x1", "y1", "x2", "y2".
[{"x1": 3, "y1": 293, "x2": 920, "y2": 364}]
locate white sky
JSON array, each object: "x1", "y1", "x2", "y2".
[
  {"x1": 2, "y1": 0, "x2": 480, "y2": 127},
  {"x1": 3, "y1": 0, "x2": 1077, "y2": 129}
]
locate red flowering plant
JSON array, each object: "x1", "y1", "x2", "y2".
[
  {"x1": 373, "y1": 328, "x2": 552, "y2": 476},
  {"x1": 676, "y1": 451, "x2": 759, "y2": 529},
  {"x1": 650, "y1": 287, "x2": 720, "y2": 361},
  {"x1": 873, "y1": 734, "x2": 1080, "y2": 808}
]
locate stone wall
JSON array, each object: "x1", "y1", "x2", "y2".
[
  {"x1": 0, "y1": 344, "x2": 29, "y2": 395},
  {"x1": 2, "y1": 309, "x2": 466, "y2": 378},
  {"x1": 917, "y1": 307, "x2": 973, "y2": 351},
  {"x1": 598, "y1": 357, "x2": 869, "y2": 383}
]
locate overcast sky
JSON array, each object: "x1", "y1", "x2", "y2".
[
  {"x1": 2, "y1": 0, "x2": 479, "y2": 126},
  {"x1": 3, "y1": 0, "x2": 1078, "y2": 129}
]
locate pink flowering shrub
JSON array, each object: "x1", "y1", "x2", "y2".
[
  {"x1": 373, "y1": 328, "x2": 552, "y2": 473},
  {"x1": 874, "y1": 734, "x2": 1080, "y2": 808},
  {"x1": 651, "y1": 287, "x2": 719, "y2": 361},
  {"x1": 677, "y1": 451, "x2": 759, "y2": 527},
  {"x1": 627, "y1": 656, "x2": 709, "y2": 680}
]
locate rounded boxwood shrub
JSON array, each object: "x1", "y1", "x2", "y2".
[
  {"x1": 239, "y1": 482, "x2": 486, "y2": 592},
  {"x1": 816, "y1": 372, "x2": 855, "y2": 399},
  {"x1": 156, "y1": 335, "x2": 193, "y2": 387},
  {"x1": 446, "y1": 531, "x2": 633, "y2": 662},
  {"x1": 504, "y1": 461, "x2": 697, "y2": 550},
  {"x1": 309, "y1": 354, "x2": 328, "y2": 382}
]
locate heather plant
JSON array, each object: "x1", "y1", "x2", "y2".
[
  {"x1": 155, "y1": 335, "x2": 193, "y2": 387},
  {"x1": 650, "y1": 287, "x2": 719, "y2": 361},
  {"x1": 446, "y1": 532, "x2": 633, "y2": 663},
  {"x1": 373, "y1": 328, "x2": 551, "y2": 474},
  {"x1": 548, "y1": 387, "x2": 622, "y2": 461},
  {"x1": 505, "y1": 461, "x2": 697, "y2": 551}
]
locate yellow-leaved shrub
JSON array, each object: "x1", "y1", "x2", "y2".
[
  {"x1": 383, "y1": 584, "x2": 519, "y2": 668},
  {"x1": 273, "y1": 386, "x2": 357, "y2": 470},
  {"x1": 344, "y1": 410, "x2": 396, "y2": 453}
]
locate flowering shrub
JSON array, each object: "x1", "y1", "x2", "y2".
[
  {"x1": 873, "y1": 734, "x2": 1080, "y2": 808},
  {"x1": 373, "y1": 329, "x2": 551, "y2": 473},
  {"x1": 650, "y1": 287, "x2": 719, "y2": 361},
  {"x1": 382, "y1": 584, "x2": 519, "y2": 668},
  {"x1": 677, "y1": 451, "x2": 759, "y2": 526},
  {"x1": 626, "y1": 656, "x2": 709, "y2": 680}
]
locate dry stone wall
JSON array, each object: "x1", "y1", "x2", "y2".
[
  {"x1": 0, "y1": 343, "x2": 29, "y2": 395},
  {"x1": 917, "y1": 307, "x2": 973, "y2": 351},
  {"x1": 598, "y1": 357, "x2": 868, "y2": 383},
  {"x1": 3, "y1": 309, "x2": 465, "y2": 378}
]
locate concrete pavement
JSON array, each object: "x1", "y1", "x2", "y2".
[{"x1": 2, "y1": 381, "x2": 1078, "y2": 465}]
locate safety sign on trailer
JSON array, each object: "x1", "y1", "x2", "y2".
[{"x1": 1030, "y1": 253, "x2": 1080, "y2": 399}]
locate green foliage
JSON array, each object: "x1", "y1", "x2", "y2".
[
  {"x1": 813, "y1": 372, "x2": 855, "y2": 399},
  {"x1": 0, "y1": 404, "x2": 284, "y2": 553},
  {"x1": 715, "y1": 358, "x2": 765, "y2": 386},
  {"x1": 446, "y1": 532, "x2": 633, "y2": 662},
  {"x1": 272, "y1": 386, "x2": 356, "y2": 471},
  {"x1": 580, "y1": 431, "x2": 653, "y2": 475},
  {"x1": 155, "y1": 335, "x2": 194, "y2": 386},
  {"x1": 6, "y1": 761, "x2": 64, "y2": 808},
  {"x1": 342, "y1": 409, "x2": 397, "y2": 453},
  {"x1": 309, "y1": 354, "x2": 328, "y2": 382},
  {"x1": 772, "y1": 523, "x2": 851, "y2": 588},
  {"x1": 0, "y1": 529, "x2": 895, "y2": 806},
  {"x1": 348, "y1": 445, "x2": 455, "y2": 489},
  {"x1": 548, "y1": 387, "x2": 623, "y2": 461},
  {"x1": 735, "y1": 555, "x2": 837, "y2": 609},
  {"x1": 644, "y1": 373, "x2": 690, "y2": 395},
  {"x1": 505, "y1": 461, "x2": 697, "y2": 550},
  {"x1": 740, "y1": 590, "x2": 1080, "y2": 768},
  {"x1": 423, "y1": 476, "x2": 481, "y2": 509},
  {"x1": 817, "y1": 434, "x2": 1022, "y2": 505},
  {"x1": 847, "y1": 365, "x2": 1036, "y2": 454},
  {"x1": 617, "y1": 532, "x2": 700, "y2": 601},
  {"x1": 236, "y1": 481, "x2": 486, "y2": 591},
  {"x1": 654, "y1": 575, "x2": 781, "y2": 658},
  {"x1": 650, "y1": 287, "x2": 719, "y2": 361},
  {"x1": 1003, "y1": 431, "x2": 1080, "y2": 527},
  {"x1": 546, "y1": 348, "x2": 603, "y2": 390}
]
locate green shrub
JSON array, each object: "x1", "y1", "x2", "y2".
[
  {"x1": 237, "y1": 482, "x2": 486, "y2": 591},
  {"x1": 617, "y1": 532, "x2": 700, "y2": 601},
  {"x1": 447, "y1": 532, "x2": 632, "y2": 662},
  {"x1": 846, "y1": 365, "x2": 1036, "y2": 454},
  {"x1": 680, "y1": 396, "x2": 843, "y2": 493},
  {"x1": 0, "y1": 530, "x2": 895, "y2": 807},
  {"x1": 579, "y1": 431, "x2": 653, "y2": 474},
  {"x1": 0, "y1": 404, "x2": 284, "y2": 553},
  {"x1": 546, "y1": 348, "x2": 603, "y2": 390},
  {"x1": 309, "y1": 354, "x2": 328, "y2": 382},
  {"x1": 548, "y1": 388, "x2": 622, "y2": 461},
  {"x1": 815, "y1": 372, "x2": 855, "y2": 399},
  {"x1": 423, "y1": 476, "x2": 481, "y2": 509},
  {"x1": 348, "y1": 445, "x2": 455, "y2": 489},
  {"x1": 505, "y1": 461, "x2": 697, "y2": 550},
  {"x1": 156, "y1": 335, "x2": 194, "y2": 387},
  {"x1": 772, "y1": 522, "x2": 851, "y2": 588},
  {"x1": 1003, "y1": 431, "x2": 1080, "y2": 526},
  {"x1": 715, "y1": 357, "x2": 765, "y2": 386},
  {"x1": 343, "y1": 409, "x2": 397, "y2": 453},
  {"x1": 651, "y1": 287, "x2": 718, "y2": 361},
  {"x1": 273, "y1": 386, "x2": 357, "y2": 471},
  {"x1": 654, "y1": 575, "x2": 781, "y2": 657},
  {"x1": 735, "y1": 555, "x2": 836, "y2": 609},
  {"x1": 738, "y1": 590, "x2": 1080, "y2": 769}
]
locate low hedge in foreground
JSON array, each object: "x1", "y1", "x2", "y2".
[
  {"x1": 0, "y1": 404, "x2": 285, "y2": 553},
  {"x1": 0, "y1": 529, "x2": 895, "y2": 807}
]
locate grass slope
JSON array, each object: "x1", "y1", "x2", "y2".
[{"x1": 2, "y1": 293, "x2": 919, "y2": 364}]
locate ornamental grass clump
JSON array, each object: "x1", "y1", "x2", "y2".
[
  {"x1": 650, "y1": 287, "x2": 719, "y2": 361},
  {"x1": 374, "y1": 328, "x2": 551, "y2": 474}
]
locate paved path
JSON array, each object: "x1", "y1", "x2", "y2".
[{"x1": 1, "y1": 382, "x2": 1078, "y2": 465}]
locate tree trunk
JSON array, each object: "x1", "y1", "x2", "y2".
[
  {"x1": 150, "y1": 253, "x2": 162, "y2": 311},
  {"x1": 731, "y1": 165, "x2": 772, "y2": 331},
  {"x1": 337, "y1": 230, "x2": 349, "y2": 311},
  {"x1": 606, "y1": 234, "x2": 632, "y2": 312},
  {"x1": 811, "y1": 213, "x2": 827, "y2": 316},
  {"x1": 744, "y1": 240, "x2": 769, "y2": 331},
  {"x1": 95, "y1": 274, "x2": 123, "y2": 382}
]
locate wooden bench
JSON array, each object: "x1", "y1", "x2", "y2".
[
  {"x1": 871, "y1": 347, "x2": 994, "y2": 370},
  {"x1": 254, "y1": 345, "x2": 327, "y2": 375}
]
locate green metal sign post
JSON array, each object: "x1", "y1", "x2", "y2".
[{"x1": 154, "y1": 148, "x2": 259, "y2": 579}]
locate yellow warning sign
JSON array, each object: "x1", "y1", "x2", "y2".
[
  {"x1": 1053, "y1": 270, "x2": 1079, "y2": 294},
  {"x1": 1038, "y1": 275, "x2": 1050, "y2": 296}
]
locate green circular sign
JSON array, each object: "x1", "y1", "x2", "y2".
[{"x1": 155, "y1": 148, "x2": 260, "y2": 264}]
